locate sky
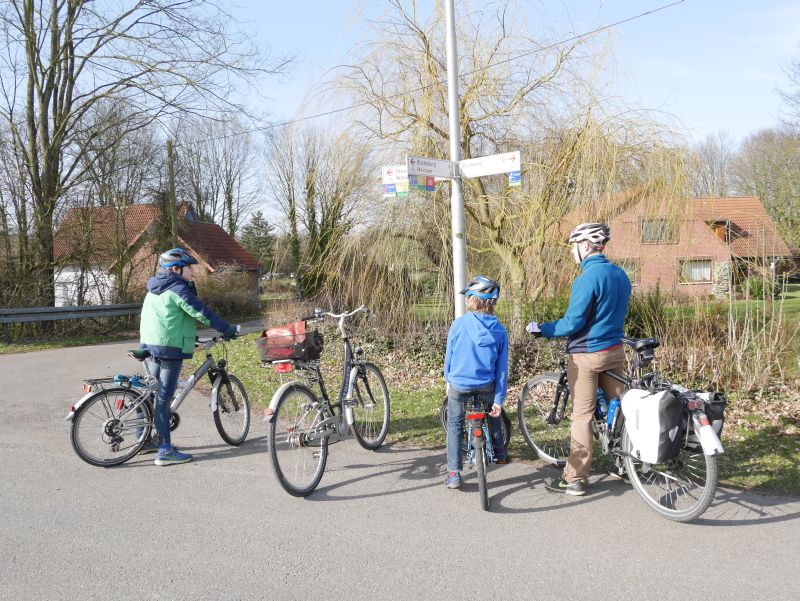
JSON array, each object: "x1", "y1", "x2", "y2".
[{"x1": 230, "y1": 0, "x2": 800, "y2": 143}]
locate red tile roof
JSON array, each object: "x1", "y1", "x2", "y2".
[
  {"x1": 694, "y1": 197, "x2": 792, "y2": 258},
  {"x1": 54, "y1": 203, "x2": 261, "y2": 271},
  {"x1": 179, "y1": 221, "x2": 261, "y2": 271}
]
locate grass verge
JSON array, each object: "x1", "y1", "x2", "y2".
[{"x1": 0, "y1": 332, "x2": 137, "y2": 354}]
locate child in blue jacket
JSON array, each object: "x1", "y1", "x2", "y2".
[{"x1": 443, "y1": 276, "x2": 509, "y2": 489}]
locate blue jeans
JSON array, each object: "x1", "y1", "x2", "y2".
[
  {"x1": 446, "y1": 384, "x2": 505, "y2": 472},
  {"x1": 148, "y1": 358, "x2": 183, "y2": 450}
]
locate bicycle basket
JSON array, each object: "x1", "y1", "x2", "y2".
[{"x1": 256, "y1": 320, "x2": 324, "y2": 362}]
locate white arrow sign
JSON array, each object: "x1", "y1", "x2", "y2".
[
  {"x1": 458, "y1": 151, "x2": 520, "y2": 179},
  {"x1": 382, "y1": 164, "x2": 408, "y2": 185},
  {"x1": 406, "y1": 155, "x2": 456, "y2": 179}
]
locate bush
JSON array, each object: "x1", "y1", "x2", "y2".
[
  {"x1": 739, "y1": 275, "x2": 782, "y2": 300},
  {"x1": 199, "y1": 265, "x2": 259, "y2": 319},
  {"x1": 626, "y1": 284, "x2": 667, "y2": 339}
]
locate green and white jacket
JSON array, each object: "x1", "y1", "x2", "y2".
[{"x1": 139, "y1": 270, "x2": 231, "y2": 359}]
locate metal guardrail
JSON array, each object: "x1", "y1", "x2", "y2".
[{"x1": 0, "y1": 303, "x2": 142, "y2": 325}]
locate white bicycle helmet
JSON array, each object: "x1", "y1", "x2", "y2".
[{"x1": 567, "y1": 222, "x2": 610, "y2": 248}]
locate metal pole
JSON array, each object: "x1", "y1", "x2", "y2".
[
  {"x1": 167, "y1": 139, "x2": 177, "y2": 247},
  {"x1": 444, "y1": 0, "x2": 467, "y2": 318}
]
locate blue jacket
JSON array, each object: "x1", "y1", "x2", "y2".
[
  {"x1": 540, "y1": 254, "x2": 631, "y2": 353},
  {"x1": 139, "y1": 270, "x2": 231, "y2": 359},
  {"x1": 444, "y1": 311, "x2": 509, "y2": 406}
]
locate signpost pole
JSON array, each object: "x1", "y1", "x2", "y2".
[{"x1": 444, "y1": 0, "x2": 467, "y2": 318}]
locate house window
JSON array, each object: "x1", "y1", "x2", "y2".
[
  {"x1": 617, "y1": 259, "x2": 640, "y2": 286},
  {"x1": 679, "y1": 259, "x2": 712, "y2": 283},
  {"x1": 641, "y1": 219, "x2": 675, "y2": 243}
]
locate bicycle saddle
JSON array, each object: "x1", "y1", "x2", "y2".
[
  {"x1": 127, "y1": 349, "x2": 151, "y2": 361},
  {"x1": 621, "y1": 337, "x2": 660, "y2": 352}
]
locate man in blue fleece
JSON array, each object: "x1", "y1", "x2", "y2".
[
  {"x1": 527, "y1": 223, "x2": 631, "y2": 496},
  {"x1": 443, "y1": 276, "x2": 509, "y2": 489}
]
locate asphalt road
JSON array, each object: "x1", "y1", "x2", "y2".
[{"x1": 1, "y1": 339, "x2": 799, "y2": 601}]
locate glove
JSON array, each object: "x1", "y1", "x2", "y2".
[
  {"x1": 222, "y1": 324, "x2": 239, "y2": 341},
  {"x1": 526, "y1": 321, "x2": 543, "y2": 337}
]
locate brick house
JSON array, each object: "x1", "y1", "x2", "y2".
[
  {"x1": 53, "y1": 203, "x2": 262, "y2": 306},
  {"x1": 562, "y1": 195, "x2": 792, "y2": 297}
]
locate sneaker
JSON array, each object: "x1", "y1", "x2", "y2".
[
  {"x1": 154, "y1": 446, "x2": 192, "y2": 466},
  {"x1": 544, "y1": 477, "x2": 586, "y2": 496},
  {"x1": 445, "y1": 471, "x2": 462, "y2": 489},
  {"x1": 138, "y1": 439, "x2": 159, "y2": 455},
  {"x1": 495, "y1": 453, "x2": 511, "y2": 465}
]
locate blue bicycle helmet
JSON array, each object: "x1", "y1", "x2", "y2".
[
  {"x1": 158, "y1": 247, "x2": 198, "y2": 269},
  {"x1": 459, "y1": 275, "x2": 500, "y2": 302}
]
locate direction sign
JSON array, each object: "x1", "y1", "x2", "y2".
[
  {"x1": 382, "y1": 164, "x2": 408, "y2": 185},
  {"x1": 458, "y1": 151, "x2": 520, "y2": 179},
  {"x1": 407, "y1": 155, "x2": 456, "y2": 179}
]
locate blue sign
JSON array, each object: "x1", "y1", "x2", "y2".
[{"x1": 508, "y1": 170, "x2": 521, "y2": 187}]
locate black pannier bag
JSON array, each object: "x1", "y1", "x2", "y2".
[{"x1": 256, "y1": 320, "x2": 324, "y2": 362}]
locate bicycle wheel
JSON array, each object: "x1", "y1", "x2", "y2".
[
  {"x1": 475, "y1": 444, "x2": 489, "y2": 511},
  {"x1": 269, "y1": 383, "x2": 328, "y2": 497},
  {"x1": 351, "y1": 362, "x2": 390, "y2": 450},
  {"x1": 71, "y1": 388, "x2": 152, "y2": 467},
  {"x1": 440, "y1": 397, "x2": 511, "y2": 450},
  {"x1": 212, "y1": 373, "x2": 250, "y2": 446},
  {"x1": 518, "y1": 373, "x2": 571, "y2": 466},
  {"x1": 621, "y1": 427, "x2": 718, "y2": 522}
]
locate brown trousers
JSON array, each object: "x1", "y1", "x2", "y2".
[{"x1": 563, "y1": 346, "x2": 626, "y2": 483}]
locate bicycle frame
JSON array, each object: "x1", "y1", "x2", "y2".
[
  {"x1": 65, "y1": 337, "x2": 229, "y2": 421},
  {"x1": 464, "y1": 398, "x2": 497, "y2": 463}
]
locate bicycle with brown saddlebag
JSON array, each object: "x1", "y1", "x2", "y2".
[{"x1": 257, "y1": 306, "x2": 390, "y2": 496}]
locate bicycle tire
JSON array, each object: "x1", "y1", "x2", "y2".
[
  {"x1": 621, "y1": 427, "x2": 718, "y2": 522},
  {"x1": 475, "y1": 444, "x2": 489, "y2": 511},
  {"x1": 71, "y1": 387, "x2": 153, "y2": 467},
  {"x1": 439, "y1": 396, "x2": 512, "y2": 450},
  {"x1": 351, "y1": 362, "x2": 390, "y2": 450},
  {"x1": 269, "y1": 383, "x2": 328, "y2": 497},
  {"x1": 518, "y1": 373, "x2": 571, "y2": 466},
  {"x1": 212, "y1": 373, "x2": 250, "y2": 446}
]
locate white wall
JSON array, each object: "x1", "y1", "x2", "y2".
[{"x1": 54, "y1": 267, "x2": 117, "y2": 307}]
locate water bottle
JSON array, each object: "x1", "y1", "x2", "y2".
[
  {"x1": 606, "y1": 397, "x2": 621, "y2": 432},
  {"x1": 596, "y1": 387, "x2": 608, "y2": 417}
]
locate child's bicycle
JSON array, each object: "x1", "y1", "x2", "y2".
[
  {"x1": 461, "y1": 394, "x2": 503, "y2": 511},
  {"x1": 65, "y1": 336, "x2": 250, "y2": 466},
  {"x1": 262, "y1": 306, "x2": 390, "y2": 497}
]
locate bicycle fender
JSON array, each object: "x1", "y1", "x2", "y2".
[
  {"x1": 65, "y1": 386, "x2": 133, "y2": 421},
  {"x1": 264, "y1": 381, "x2": 313, "y2": 422},
  {"x1": 210, "y1": 374, "x2": 230, "y2": 412}
]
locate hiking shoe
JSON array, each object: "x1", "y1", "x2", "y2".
[
  {"x1": 154, "y1": 446, "x2": 192, "y2": 466},
  {"x1": 138, "y1": 439, "x2": 159, "y2": 455},
  {"x1": 495, "y1": 454, "x2": 511, "y2": 465},
  {"x1": 544, "y1": 477, "x2": 586, "y2": 496},
  {"x1": 445, "y1": 471, "x2": 462, "y2": 489}
]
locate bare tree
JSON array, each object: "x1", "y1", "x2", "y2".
[
  {"x1": 687, "y1": 132, "x2": 735, "y2": 197},
  {"x1": 730, "y1": 127, "x2": 800, "y2": 249},
  {"x1": 263, "y1": 125, "x2": 372, "y2": 296},
  {"x1": 177, "y1": 115, "x2": 259, "y2": 235},
  {"x1": 331, "y1": 0, "x2": 685, "y2": 311},
  {"x1": 0, "y1": 0, "x2": 289, "y2": 305}
]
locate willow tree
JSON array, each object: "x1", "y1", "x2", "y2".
[
  {"x1": 332, "y1": 0, "x2": 685, "y2": 314},
  {"x1": 0, "y1": 0, "x2": 288, "y2": 306}
]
